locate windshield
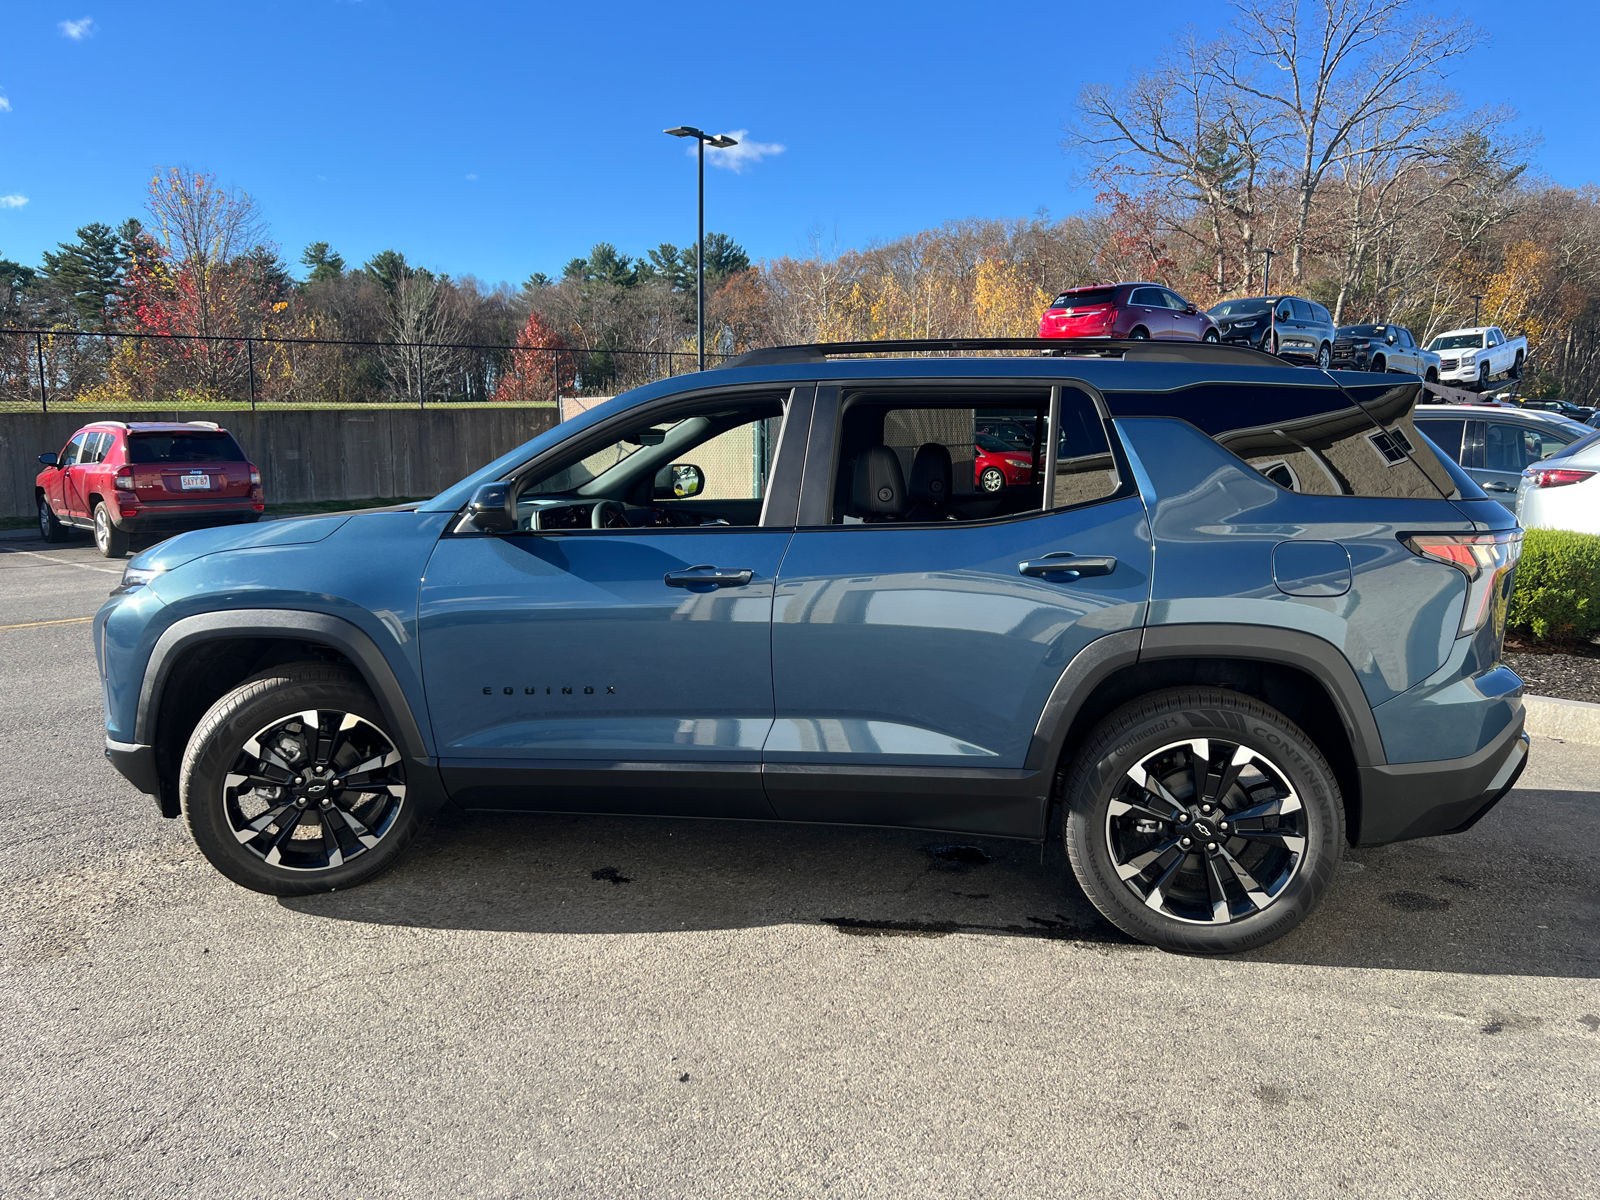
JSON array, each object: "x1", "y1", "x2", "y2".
[
  {"x1": 1337, "y1": 325, "x2": 1389, "y2": 338},
  {"x1": 128, "y1": 432, "x2": 245, "y2": 464},
  {"x1": 1208, "y1": 298, "x2": 1270, "y2": 317},
  {"x1": 1549, "y1": 430, "x2": 1600, "y2": 460},
  {"x1": 975, "y1": 433, "x2": 1027, "y2": 454},
  {"x1": 1429, "y1": 333, "x2": 1484, "y2": 351}
]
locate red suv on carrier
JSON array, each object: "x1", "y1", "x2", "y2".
[
  {"x1": 36, "y1": 421, "x2": 264, "y2": 557},
  {"x1": 1039, "y1": 282, "x2": 1219, "y2": 343}
]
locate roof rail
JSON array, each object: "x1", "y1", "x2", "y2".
[
  {"x1": 718, "y1": 337, "x2": 1283, "y2": 370},
  {"x1": 187, "y1": 420, "x2": 221, "y2": 430}
]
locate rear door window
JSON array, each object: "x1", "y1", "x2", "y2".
[
  {"x1": 128, "y1": 432, "x2": 246, "y2": 464},
  {"x1": 1414, "y1": 418, "x2": 1465, "y2": 462},
  {"x1": 1291, "y1": 298, "x2": 1314, "y2": 321},
  {"x1": 1130, "y1": 287, "x2": 1164, "y2": 307}
]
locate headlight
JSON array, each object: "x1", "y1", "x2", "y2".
[
  {"x1": 1461, "y1": 352, "x2": 1476, "y2": 364},
  {"x1": 1233, "y1": 319, "x2": 1258, "y2": 328},
  {"x1": 1005, "y1": 459, "x2": 1031, "y2": 469},
  {"x1": 119, "y1": 564, "x2": 165, "y2": 590}
]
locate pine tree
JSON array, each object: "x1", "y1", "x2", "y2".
[
  {"x1": 299, "y1": 241, "x2": 346, "y2": 284},
  {"x1": 40, "y1": 222, "x2": 130, "y2": 329}
]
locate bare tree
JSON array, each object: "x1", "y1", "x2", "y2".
[{"x1": 1215, "y1": 0, "x2": 1482, "y2": 282}]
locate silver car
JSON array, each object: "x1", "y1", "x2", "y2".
[{"x1": 1413, "y1": 403, "x2": 1594, "y2": 511}]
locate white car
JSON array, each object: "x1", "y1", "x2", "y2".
[
  {"x1": 1516, "y1": 428, "x2": 1600, "y2": 534},
  {"x1": 1426, "y1": 326, "x2": 1527, "y2": 390}
]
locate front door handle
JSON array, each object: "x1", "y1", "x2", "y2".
[
  {"x1": 1019, "y1": 555, "x2": 1117, "y2": 579},
  {"x1": 1483, "y1": 482, "x2": 1516, "y2": 493},
  {"x1": 664, "y1": 564, "x2": 754, "y2": 588}
]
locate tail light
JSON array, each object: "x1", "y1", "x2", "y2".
[
  {"x1": 249, "y1": 465, "x2": 261, "y2": 486},
  {"x1": 114, "y1": 466, "x2": 134, "y2": 491},
  {"x1": 1402, "y1": 530, "x2": 1522, "y2": 636},
  {"x1": 1524, "y1": 467, "x2": 1594, "y2": 488}
]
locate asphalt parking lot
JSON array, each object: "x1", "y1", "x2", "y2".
[{"x1": 1, "y1": 532, "x2": 1597, "y2": 1199}]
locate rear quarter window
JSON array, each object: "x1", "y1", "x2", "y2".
[
  {"x1": 1104, "y1": 381, "x2": 1453, "y2": 500},
  {"x1": 128, "y1": 432, "x2": 246, "y2": 464}
]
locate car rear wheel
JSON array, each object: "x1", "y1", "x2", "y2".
[
  {"x1": 978, "y1": 466, "x2": 1006, "y2": 494},
  {"x1": 1130, "y1": 327, "x2": 1149, "y2": 341},
  {"x1": 181, "y1": 664, "x2": 424, "y2": 896},
  {"x1": 1061, "y1": 687, "x2": 1344, "y2": 954},
  {"x1": 92, "y1": 501, "x2": 130, "y2": 558},
  {"x1": 39, "y1": 497, "x2": 68, "y2": 543}
]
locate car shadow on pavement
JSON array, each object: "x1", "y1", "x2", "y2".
[{"x1": 281, "y1": 784, "x2": 1600, "y2": 979}]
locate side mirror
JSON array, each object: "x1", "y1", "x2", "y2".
[
  {"x1": 653, "y1": 463, "x2": 705, "y2": 499},
  {"x1": 1186, "y1": 304, "x2": 1197, "y2": 314},
  {"x1": 1386, "y1": 333, "x2": 1397, "y2": 344},
  {"x1": 465, "y1": 482, "x2": 516, "y2": 533},
  {"x1": 39, "y1": 453, "x2": 59, "y2": 467}
]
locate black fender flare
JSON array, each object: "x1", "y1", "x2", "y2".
[
  {"x1": 1026, "y1": 623, "x2": 1387, "y2": 776},
  {"x1": 136, "y1": 609, "x2": 432, "y2": 762}
]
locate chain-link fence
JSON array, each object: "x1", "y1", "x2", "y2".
[{"x1": 0, "y1": 328, "x2": 728, "y2": 413}]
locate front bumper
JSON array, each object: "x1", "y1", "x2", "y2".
[
  {"x1": 1355, "y1": 715, "x2": 1529, "y2": 845},
  {"x1": 105, "y1": 738, "x2": 176, "y2": 814}
]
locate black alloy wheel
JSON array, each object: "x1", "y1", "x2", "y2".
[
  {"x1": 1130, "y1": 327, "x2": 1150, "y2": 341},
  {"x1": 39, "y1": 497, "x2": 68, "y2": 543},
  {"x1": 1062, "y1": 687, "x2": 1343, "y2": 954},
  {"x1": 1479, "y1": 361, "x2": 1492, "y2": 390},
  {"x1": 979, "y1": 466, "x2": 1007, "y2": 494},
  {"x1": 181, "y1": 664, "x2": 424, "y2": 895},
  {"x1": 92, "y1": 501, "x2": 129, "y2": 558}
]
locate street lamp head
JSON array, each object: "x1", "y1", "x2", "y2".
[
  {"x1": 706, "y1": 135, "x2": 739, "y2": 148},
  {"x1": 664, "y1": 126, "x2": 704, "y2": 139}
]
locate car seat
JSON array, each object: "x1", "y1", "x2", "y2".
[
  {"x1": 904, "y1": 443, "x2": 954, "y2": 522},
  {"x1": 851, "y1": 445, "x2": 907, "y2": 522}
]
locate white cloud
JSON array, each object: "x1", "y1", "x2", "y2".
[
  {"x1": 692, "y1": 130, "x2": 785, "y2": 174},
  {"x1": 0, "y1": 92, "x2": 11, "y2": 113},
  {"x1": 59, "y1": 17, "x2": 96, "y2": 40},
  {"x1": 465, "y1": 173, "x2": 478, "y2": 181},
  {"x1": 0, "y1": 195, "x2": 28, "y2": 209}
]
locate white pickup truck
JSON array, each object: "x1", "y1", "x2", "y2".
[{"x1": 1426, "y1": 326, "x2": 1527, "y2": 390}]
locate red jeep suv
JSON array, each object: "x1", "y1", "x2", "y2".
[
  {"x1": 1039, "y1": 282, "x2": 1219, "y2": 343},
  {"x1": 36, "y1": 421, "x2": 264, "y2": 557}
]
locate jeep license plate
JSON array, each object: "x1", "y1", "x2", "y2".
[{"x1": 180, "y1": 475, "x2": 211, "y2": 490}]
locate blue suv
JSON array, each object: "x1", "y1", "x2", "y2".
[{"x1": 97, "y1": 338, "x2": 1528, "y2": 954}]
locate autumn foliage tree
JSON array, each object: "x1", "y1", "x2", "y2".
[{"x1": 492, "y1": 308, "x2": 566, "y2": 403}]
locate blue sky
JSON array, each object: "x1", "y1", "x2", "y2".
[{"x1": 1, "y1": 1, "x2": 1595, "y2": 287}]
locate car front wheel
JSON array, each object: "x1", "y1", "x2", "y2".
[
  {"x1": 1061, "y1": 687, "x2": 1344, "y2": 954},
  {"x1": 39, "y1": 497, "x2": 68, "y2": 543},
  {"x1": 978, "y1": 466, "x2": 1006, "y2": 494},
  {"x1": 180, "y1": 664, "x2": 424, "y2": 896},
  {"x1": 1316, "y1": 344, "x2": 1332, "y2": 369},
  {"x1": 1202, "y1": 329, "x2": 1219, "y2": 343}
]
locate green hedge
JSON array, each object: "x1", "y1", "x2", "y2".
[{"x1": 1508, "y1": 528, "x2": 1600, "y2": 641}]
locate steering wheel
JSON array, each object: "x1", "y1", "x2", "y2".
[{"x1": 591, "y1": 499, "x2": 628, "y2": 529}]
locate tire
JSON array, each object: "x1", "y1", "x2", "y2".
[
  {"x1": 1371, "y1": 355, "x2": 1386, "y2": 373},
  {"x1": 1478, "y1": 361, "x2": 1492, "y2": 391},
  {"x1": 1511, "y1": 351, "x2": 1524, "y2": 379},
  {"x1": 978, "y1": 466, "x2": 1007, "y2": 494},
  {"x1": 92, "y1": 501, "x2": 130, "y2": 558},
  {"x1": 1316, "y1": 343, "x2": 1331, "y2": 369},
  {"x1": 38, "y1": 496, "x2": 68, "y2": 543},
  {"x1": 1425, "y1": 367, "x2": 1438, "y2": 384},
  {"x1": 1130, "y1": 327, "x2": 1150, "y2": 341},
  {"x1": 1202, "y1": 329, "x2": 1219, "y2": 344},
  {"x1": 180, "y1": 664, "x2": 424, "y2": 896},
  {"x1": 1061, "y1": 687, "x2": 1344, "y2": 955}
]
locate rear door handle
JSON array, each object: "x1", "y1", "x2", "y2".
[
  {"x1": 664, "y1": 564, "x2": 754, "y2": 588},
  {"x1": 1019, "y1": 555, "x2": 1117, "y2": 579}
]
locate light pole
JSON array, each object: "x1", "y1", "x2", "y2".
[
  {"x1": 1259, "y1": 248, "x2": 1277, "y2": 297},
  {"x1": 1470, "y1": 293, "x2": 1485, "y2": 326},
  {"x1": 664, "y1": 126, "x2": 738, "y2": 371}
]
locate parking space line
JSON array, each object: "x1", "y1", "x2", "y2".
[
  {"x1": 0, "y1": 547, "x2": 123, "y2": 575},
  {"x1": 0, "y1": 616, "x2": 96, "y2": 631}
]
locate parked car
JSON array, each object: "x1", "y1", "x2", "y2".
[
  {"x1": 974, "y1": 433, "x2": 1033, "y2": 492},
  {"x1": 1516, "y1": 430, "x2": 1600, "y2": 535},
  {"x1": 1426, "y1": 326, "x2": 1527, "y2": 390},
  {"x1": 37, "y1": 421, "x2": 264, "y2": 557},
  {"x1": 97, "y1": 337, "x2": 1527, "y2": 957},
  {"x1": 1039, "y1": 283, "x2": 1219, "y2": 342},
  {"x1": 974, "y1": 417, "x2": 1035, "y2": 449},
  {"x1": 1208, "y1": 295, "x2": 1335, "y2": 366},
  {"x1": 1330, "y1": 324, "x2": 1440, "y2": 381},
  {"x1": 1412, "y1": 403, "x2": 1592, "y2": 512},
  {"x1": 1518, "y1": 398, "x2": 1596, "y2": 422}
]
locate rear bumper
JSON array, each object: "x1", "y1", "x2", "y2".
[
  {"x1": 1355, "y1": 714, "x2": 1529, "y2": 845},
  {"x1": 112, "y1": 506, "x2": 260, "y2": 533}
]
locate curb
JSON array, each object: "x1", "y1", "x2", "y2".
[{"x1": 1525, "y1": 695, "x2": 1600, "y2": 746}]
